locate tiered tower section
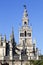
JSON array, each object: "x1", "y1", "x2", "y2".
[{"x1": 19, "y1": 5, "x2": 32, "y2": 47}]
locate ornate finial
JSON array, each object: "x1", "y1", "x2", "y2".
[
  {"x1": 33, "y1": 39, "x2": 36, "y2": 48},
  {"x1": 0, "y1": 34, "x2": 2, "y2": 46},
  {"x1": 4, "y1": 35, "x2": 6, "y2": 42},
  {"x1": 10, "y1": 27, "x2": 14, "y2": 42},
  {"x1": 33, "y1": 39, "x2": 36, "y2": 55},
  {"x1": 33, "y1": 39, "x2": 36, "y2": 44},
  {"x1": 12, "y1": 26, "x2": 14, "y2": 37},
  {"x1": 10, "y1": 27, "x2": 15, "y2": 43},
  {"x1": 0, "y1": 34, "x2": 2, "y2": 42},
  {"x1": 10, "y1": 35, "x2": 12, "y2": 42}
]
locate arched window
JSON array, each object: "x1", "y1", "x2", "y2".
[
  {"x1": 25, "y1": 31, "x2": 26, "y2": 37},
  {"x1": 24, "y1": 22, "x2": 27, "y2": 25},
  {"x1": 6, "y1": 43, "x2": 9, "y2": 56}
]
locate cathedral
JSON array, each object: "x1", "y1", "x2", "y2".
[{"x1": 0, "y1": 5, "x2": 39, "y2": 65}]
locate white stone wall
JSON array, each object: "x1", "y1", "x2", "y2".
[{"x1": 0, "y1": 47, "x2": 4, "y2": 60}]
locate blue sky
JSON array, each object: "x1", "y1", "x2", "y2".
[{"x1": 0, "y1": 0, "x2": 43, "y2": 54}]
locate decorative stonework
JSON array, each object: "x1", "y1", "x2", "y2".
[{"x1": 0, "y1": 5, "x2": 39, "y2": 65}]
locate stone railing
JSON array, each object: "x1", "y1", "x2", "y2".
[
  {"x1": 4, "y1": 55, "x2": 39, "y2": 61},
  {"x1": 28, "y1": 56, "x2": 39, "y2": 60}
]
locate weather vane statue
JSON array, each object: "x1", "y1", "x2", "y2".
[{"x1": 24, "y1": 5, "x2": 26, "y2": 9}]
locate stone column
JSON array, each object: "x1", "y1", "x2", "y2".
[
  {"x1": 19, "y1": 52, "x2": 21, "y2": 60},
  {"x1": 9, "y1": 42, "x2": 13, "y2": 60}
]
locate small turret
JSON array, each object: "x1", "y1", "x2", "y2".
[
  {"x1": 3, "y1": 35, "x2": 6, "y2": 56},
  {"x1": 33, "y1": 39, "x2": 36, "y2": 55},
  {"x1": 0, "y1": 34, "x2": 3, "y2": 46},
  {"x1": 11, "y1": 27, "x2": 14, "y2": 40},
  {"x1": 0, "y1": 35, "x2": 2, "y2": 42}
]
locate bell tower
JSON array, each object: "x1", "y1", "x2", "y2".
[{"x1": 19, "y1": 5, "x2": 32, "y2": 47}]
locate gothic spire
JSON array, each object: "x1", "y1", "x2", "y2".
[
  {"x1": 12, "y1": 27, "x2": 14, "y2": 39},
  {"x1": 10, "y1": 27, "x2": 15, "y2": 44},
  {"x1": 4, "y1": 34, "x2": 6, "y2": 42},
  {"x1": 22, "y1": 5, "x2": 29, "y2": 25}
]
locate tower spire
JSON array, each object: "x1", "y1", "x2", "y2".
[
  {"x1": 12, "y1": 27, "x2": 14, "y2": 38},
  {"x1": 10, "y1": 26, "x2": 16, "y2": 47},
  {"x1": 10, "y1": 27, "x2": 14, "y2": 43},
  {"x1": 22, "y1": 5, "x2": 29, "y2": 26},
  {"x1": 23, "y1": 5, "x2": 28, "y2": 17}
]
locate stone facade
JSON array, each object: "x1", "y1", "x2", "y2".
[{"x1": 0, "y1": 5, "x2": 39, "y2": 65}]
